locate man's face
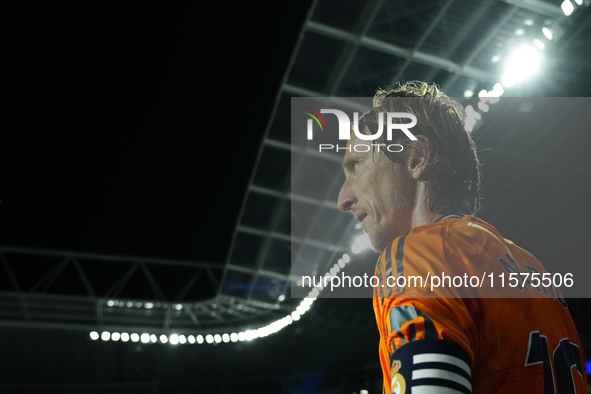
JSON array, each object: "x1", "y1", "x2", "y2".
[{"x1": 337, "y1": 137, "x2": 415, "y2": 252}]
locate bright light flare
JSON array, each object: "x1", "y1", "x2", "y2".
[
  {"x1": 501, "y1": 46, "x2": 542, "y2": 87},
  {"x1": 351, "y1": 234, "x2": 370, "y2": 254},
  {"x1": 561, "y1": 0, "x2": 574, "y2": 15}
]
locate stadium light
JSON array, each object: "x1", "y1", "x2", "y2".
[
  {"x1": 501, "y1": 46, "x2": 541, "y2": 88},
  {"x1": 561, "y1": 0, "x2": 574, "y2": 15},
  {"x1": 87, "y1": 244, "x2": 351, "y2": 349},
  {"x1": 478, "y1": 102, "x2": 489, "y2": 113},
  {"x1": 491, "y1": 83, "x2": 504, "y2": 97},
  {"x1": 542, "y1": 27, "x2": 553, "y2": 40},
  {"x1": 533, "y1": 39, "x2": 545, "y2": 50}
]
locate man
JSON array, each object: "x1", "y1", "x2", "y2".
[{"x1": 337, "y1": 81, "x2": 586, "y2": 393}]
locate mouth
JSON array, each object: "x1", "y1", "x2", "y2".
[{"x1": 354, "y1": 213, "x2": 368, "y2": 223}]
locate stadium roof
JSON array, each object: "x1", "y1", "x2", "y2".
[{"x1": 2, "y1": 0, "x2": 591, "y2": 392}]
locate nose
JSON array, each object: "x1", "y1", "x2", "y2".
[{"x1": 337, "y1": 179, "x2": 356, "y2": 212}]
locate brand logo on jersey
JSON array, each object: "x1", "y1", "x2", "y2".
[
  {"x1": 304, "y1": 108, "x2": 417, "y2": 153},
  {"x1": 391, "y1": 360, "x2": 401, "y2": 373}
]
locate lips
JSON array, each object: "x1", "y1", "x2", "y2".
[{"x1": 354, "y1": 213, "x2": 368, "y2": 223}]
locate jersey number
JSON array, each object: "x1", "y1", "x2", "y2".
[{"x1": 524, "y1": 331, "x2": 584, "y2": 393}]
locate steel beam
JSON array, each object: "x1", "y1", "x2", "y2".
[
  {"x1": 325, "y1": 0, "x2": 387, "y2": 96},
  {"x1": 500, "y1": 0, "x2": 562, "y2": 17},
  {"x1": 442, "y1": 5, "x2": 519, "y2": 91},
  {"x1": 389, "y1": 0, "x2": 456, "y2": 87},
  {"x1": 236, "y1": 225, "x2": 349, "y2": 253},
  {"x1": 306, "y1": 21, "x2": 496, "y2": 82}
]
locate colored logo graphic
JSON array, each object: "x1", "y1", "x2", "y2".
[
  {"x1": 302, "y1": 107, "x2": 328, "y2": 131},
  {"x1": 391, "y1": 373, "x2": 406, "y2": 394}
]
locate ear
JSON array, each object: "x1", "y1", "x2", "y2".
[{"x1": 408, "y1": 135, "x2": 432, "y2": 181}]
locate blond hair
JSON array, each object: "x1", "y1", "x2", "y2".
[{"x1": 361, "y1": 81, "x2": 481, "y2": 215}]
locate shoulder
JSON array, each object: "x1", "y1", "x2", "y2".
[
  {"x1": 378, "y1": 217, "x2": 461, "y2": 276},
  {"x1": 445, "y1": 216, "x2": 507, "y2": 248}
]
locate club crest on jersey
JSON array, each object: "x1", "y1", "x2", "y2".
[{"x1": 391, "y1": 360, "x2": 405, "y2": 394}]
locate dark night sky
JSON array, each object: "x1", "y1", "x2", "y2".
[{"x1": 1, "y1": 2, "x2": 313, "y2": 262}]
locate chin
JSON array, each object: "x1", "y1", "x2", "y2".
[
  {"x1": 368, "y1": 234, "x2": 388, "y2": 254},
  {"x1": 367, "y1": 243, "x2": 382, "y2": 254},
  {"x1": 369, "y1": 229, "x2": 401, "y2": 253}
]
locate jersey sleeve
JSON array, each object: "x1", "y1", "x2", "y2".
[{"x1": 374, "y1": 228, "x2": 481, "y2": 394}]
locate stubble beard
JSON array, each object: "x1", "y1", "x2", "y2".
[{"x1": 367, "y1": 186, "x2": 410, "y2": 253}]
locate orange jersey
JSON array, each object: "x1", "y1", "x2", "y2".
[{"x1": 373, "y1": 215, "x2": 586, "y2": 394}]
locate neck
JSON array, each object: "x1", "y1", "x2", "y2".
[
  {"x1": 410, "y1": 204, "x2": 442, "y2": 228},
  {"x1": 409, "y1": 185, "x2": 468, "y2": 228}
]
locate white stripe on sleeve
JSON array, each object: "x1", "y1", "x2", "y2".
[{"x1": 413, "y1": 353, "x2": 471, "y2": 375}]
